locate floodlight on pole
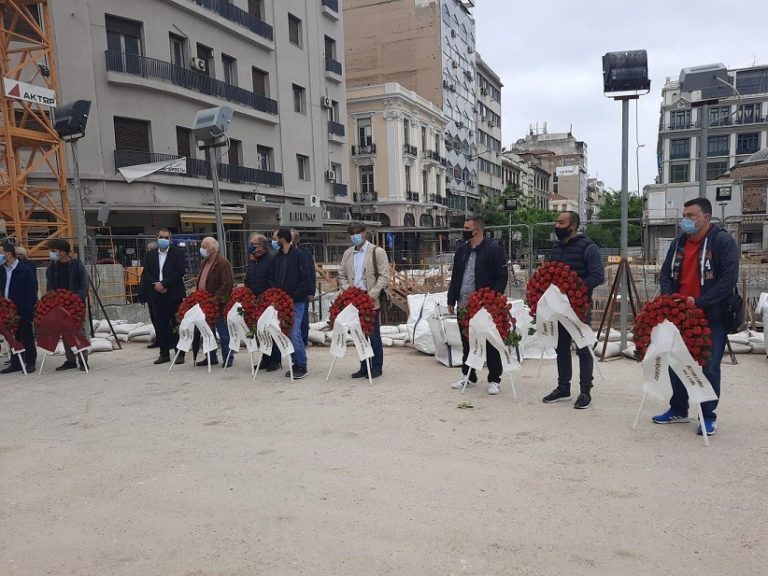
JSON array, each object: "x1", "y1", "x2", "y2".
[
  {"x1": 193, "y1": 106, "x2": 233, "y2": 259},
  {"x1": 602, "y1": 50, "x2": 650, "y2": 353}
]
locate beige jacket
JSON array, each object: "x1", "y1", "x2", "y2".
[{"x1": 338, "y1": 242, "x2": 390, "y2": 310}]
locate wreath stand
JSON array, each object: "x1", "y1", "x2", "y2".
[{"x1": 595, "y1": 258, "x2": 642, "y2": 360}]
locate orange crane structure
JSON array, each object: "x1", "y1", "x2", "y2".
[{"x1": 0, "y1": 0, "x2": 71, "y2": 257}]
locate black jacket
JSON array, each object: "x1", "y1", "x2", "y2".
[
  {"x1": 0, "y1": 261, "x2": 38, "y2": 321},
  {"x1": 141, "y1": 245, "x2": 187, "y2": 302},
  {"x1": 549, "y1": 235, "x2": 605, "y2": 298},
  {"x1": 448, "y1": 238, "x2": 507, "y2": 307},
  {"x1": 245, "y1": 251, "x2": 275, "y2": 296},
  {"x1": 269, "y1": 246, "x2": 313, "y2": 303},
  {"x1": 46, "y1": 258, "x2": 88, "y2": 302},
  {"x1": 297, "y1": 245, "x2": 317, "y2": 297}
]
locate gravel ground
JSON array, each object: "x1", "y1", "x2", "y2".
[{"x1": 1, "y1": 344, "x2": 766, "y2": 576}]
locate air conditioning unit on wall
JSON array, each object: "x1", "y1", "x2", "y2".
[
  {"x1": 325, "y1": 170, "x2": 336, "y2": 181},
  {"x1": 191, "y1": 57, "x2": 207, "y2": 73},
  {"x1": 321, "y1": 96, "x2": 332, "y2": 108}
]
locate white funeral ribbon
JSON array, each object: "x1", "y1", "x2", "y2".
[
  {"x1": 225, "y1": 303, "x2": 259, "y2": 372},
  {"x1": 170, "y1": 303, "x2": 218, "y2": 373},
  {"x1": 326, "y1": 304, "x2": 375, "y2": 386},
  {"x1": 253, "y1": 305, "x2": 295, "y2": 380}
]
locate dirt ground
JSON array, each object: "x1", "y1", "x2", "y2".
[{"x1": 1, "y1": 344, "x2": 766, "y2": 576}]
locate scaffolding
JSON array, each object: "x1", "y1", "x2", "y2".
[{"x1": 0, "y1": 0, "x2": 72, "y2": 257}]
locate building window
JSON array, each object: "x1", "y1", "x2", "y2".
[
  {"x1": 669, "y1": 109, "x2": 691, "y2": 129},
  {"x1": 297, "y1": 154, "x2": 310, "y2": 181},
  {"x1": 292, "y1": 84, "x2": 306, "y2": 114},
  {"x1": 106, "y1": 15, "x2": 142, "y2": 73},
  {"x1": 329, "y1": 99, "x2": 340, "y2": 123},
  {"x1": 331, "y1": 162, "x2": 342, "y2": 183},
  {"x1": 706, "y1": 161, "x2": 729, "y2": 180},
  {"x1": 357, "y1": 117, "x2": 372, "y2": 147},
  {"x1": 708, "y1": 106, "x2": 731, "y2": 127},
  {"x1": 669, "y1": 138, "x2": 690, "y2": 160},
  {"x1": 403, "y1": 118, "x2": 410, "y2": 146},
  {"x1": 422, "y1": 170, "x2": 428, "y2": 195},
  {"x1": 114, "y1": 117, "x2": 151, "y2": 152},
  {"x1": 252, "y1": 67, "x2": 269, "y2": 97},
  {"x1": 257, "y1": 145, "x2": 273, "y2": 171},
  {"x1": 737, "y1": 132, "x2": 760, "y2": 155},
  {"x1": 405, "y1": 165, "x2": 411, "y2": 191},
  {"x1": 324, "y1": 35, "x2": 337, "y2": 60},
  {"x1": 421, "y1": 126, "x2": 427, "y2": 152},
  {"x1": 175, "y1": 126, "x2": 192, "y2": 158},
  {"x1": 707, "y1": 135, "x2": 729, "y2": 157},
  {"x1": 195, "y1": 43, "x2": 213, "y2": 77},
  {"x1": 221, "y1": 54, "x2": 237, "y2": 86},
  {"x1": 288, "y1": 14, "x2": 302, "y2": 47},
  {"x1": 248, "y1": 0, "x2": 264, "y2": 20},
  {"x1": 228, "y1": 139, "x2": 241, "y2": 166},
  {"x1": 737, "y1": 103, "x2": 761, "y2": 124},
  {"x1": 669, "y1": 163, "x2": 689, "y2": 183},
  {"x1": 169, "y1": 33, "x2": 185, "y2": 68},
  {"x1": 360, "y1": 165, "x2": 374, "y2": 194}
]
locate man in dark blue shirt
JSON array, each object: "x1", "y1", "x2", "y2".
[{"x1": 245, "y1": 233, "x2": 280, "y2": 372}]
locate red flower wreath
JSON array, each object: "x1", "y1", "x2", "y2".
[
  {"x1": 176, "y1": 290, "x2": 222, "y2": 327},
  {"x1": 253, "y1": 288, "x2": 294, "y2": 336},
  {"x1": 329, "y1": 287, "x2": 376, "y2": 336},
  {"x1": 224, "y1": 286, "x2": 260, "y2": 328},
  {"x1": 526, "y1": 261, "x2": 590, "y2": 322},
  {"x1": 457, "y1": 288, "x2": 521, "y2": 347},
  {"x1": 0, "y1": 297, "x2": 20, "y2": 333},
  {"x1": 633, "y1": 293, "x2": 712, "y2": 366},
  {"x1": 34, "y1": 289, "x2": 86, "y2": 330}
]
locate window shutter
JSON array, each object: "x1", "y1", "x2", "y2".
[
  {"x1": 105, "y1": 15, "x2": 142, "y2": 38},
  {"x1": 114, "y1": 117, "x2": 150, "y2": 152}
]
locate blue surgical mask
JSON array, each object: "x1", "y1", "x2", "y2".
[
  {"x1": 351, "y1": 233, "x2": 365, "y2": 246},
  {"x1": 0, "y1": 254, "x2": 6, "y2": 266},
  {"x1": 157, "y1": 238, "x2": 170, "y2": 250},
  {"x1": 680, "y1": 218, "x2": 698, "y2": 235},
  {"x1": 49, "y1": 251, "x2": 60, "y2": 262},
  {"x1": 271, "y1": 240, "x2": 280, "y2": 251},
  {"x1": 199, "y1": 247, "x2": 209, "y2": 259},
  {"x1": 247, "y1": 243, "x2": 257, "y2": 255}
]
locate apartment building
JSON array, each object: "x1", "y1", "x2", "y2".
[
  {"x1": 475, "y1": 53, "x2": 504, "y2": 201},
  {"x1": 50, "y1": 0, "x2": 350, "y2": 236},
  {"x1": 346, "y1": 83, "x2": 449, "y2": 228},
  {"x1": 501, "y1": 152, "x2": 550, "y2": 211}
]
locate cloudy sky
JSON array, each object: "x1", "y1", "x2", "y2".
[{"x1": 474, "y1": 0, "x2": 766, "y2": 192}]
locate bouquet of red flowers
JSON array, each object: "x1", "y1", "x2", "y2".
[
  {"x1": 34, "y1": 289, "x2": 86, "y2": 330},
  {"x1": 224, "y1": 286, "x2": 260, "y2": 328},
  {"x1": 329, "y1": 287, "x2": 376, "y2": 336},
  {"x1": 526, "y1": 261, "x2": 590, "y2": 322},
  {"x1": 0, "y1": 297, "x2": 20, "y2": 333},
  {"x1": 176, "y1": 290, "x2": 221, "y2": 327},
  {"x1": 457, "y1": 288, "x2": 521, "y2": 347},
  {"x1": 253, "y1": 288, "x2": 294, "y2": 336},
  {"x1": 633, "y1": 293, "x2": 712, "y2": 366}
]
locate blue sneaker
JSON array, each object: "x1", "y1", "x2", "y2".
[
  {"x1": 652, "y1": 409, "x2": 690, "y2": 424},
  {"x1": 696, "y1": 419, "x2": 716, "y2": 436}
]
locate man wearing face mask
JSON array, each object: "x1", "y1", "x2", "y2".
[
  {"x1": 245, "y1": 233, "x2": 281, "y2": 372},
  {"x1": 196, "y1": 236, "x2": 234, "y2": 367},
  {"x1": 654, "y1": 197, "x2": 738, "y2": 436},
  {"x1": 142, "y1": 229, "x2": 187, "y2": 365},
  {"x1": 45, "y1": 239, "x2": 90, "y2": 371},
  {"x1": 542, "y1": 211, "x2": 604, "y2": 409},
  {"x1": 338, "y1": 222, "x2": 390, "y2": 379},
  {"x1": 269, "y1": 227, "x2": 312, "y2": 379},
  {"x1": 291, "y1": 229, "x2": 317, "y2": 347},
  {"x1": 0, "y1": 242, "x2": 38, "y2": 374},
  {"x1": 447, "y1": 216, "x2": 508, "y2": 395}
]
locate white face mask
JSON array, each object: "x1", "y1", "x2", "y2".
[{"x1": 199, "y1": 247, "x2": 209, "y2": 259}]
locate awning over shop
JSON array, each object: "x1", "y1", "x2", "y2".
[{"x1": 180, "y1": 212, "x2": 243, "y2": 225}]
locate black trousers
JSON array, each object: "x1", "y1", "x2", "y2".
[
  {"x1": 555, "y1": 322, "x2": 593, "y2": 393},
  {"x1": 460, "y1": 329, "x2": 503, "y2": 384},
  {"x1": 151, "y1": 294, "x2": 183, "y2": 355},
  {"x1": 11, "y1": 318, "x2": 37, "y2": 367}
]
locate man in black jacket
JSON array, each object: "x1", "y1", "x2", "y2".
[
  {"x1": 0, "y1": 242, "x2": 38, "y2": 373},
  {"x1": 270, "y1": 227, "x2": 313, "y2": 379},
  {"x1": 45, "y1": 239, "x2": 89, "y2": 371},
  {"x1": 245, "y1": 233, "x2": 280, "y2": 372},
  {"x1": 142, "y1": 229, "x2": 187, "y2": 365},
  {"x1": 291, "y1": 229, "x2": 316, "y2": 346},
  {"x1": 447, "y1": 216, "x2": 508, "y2": 395},
  {"x1": 542, "y1": 211, "x2": 605, "y2": 410}
]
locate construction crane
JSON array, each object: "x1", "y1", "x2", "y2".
[{"x1": 0, "y1": 0, "x2": 72, "y2": 258}]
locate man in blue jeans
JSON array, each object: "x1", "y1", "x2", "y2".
[
  {"x1": 654, "y1": 197, "x2": 738, "y2": 436},
  {"x1": 270, "y1": 227, "x2": 313, "y2": 379}
]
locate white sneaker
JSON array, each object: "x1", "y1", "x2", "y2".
[
  {"x1": 451, "y1": 379, "x2": 475, "y2": 389},
  {"x1": 487, "y1": 382, "x2": 501, "y2": 395}
]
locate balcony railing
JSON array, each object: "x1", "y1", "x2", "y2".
[
  {"x1": 325, "y1": 57, "x2": 342, "y2": 75},
  {"x1": 735, "y1": 115, "x2": 766, "y2": 125},
  {"x1": 328, "y1": 120, "x2": 346, "y2": 137},
  {"x1": 321, "y1": 0, "x2": 339, "y2": 12},
  {"x1": 667, "y1": 123, "x2": 694, "y2": 131},
  {"x1": 403, "y1": 144, "x2": 418, "y2": 156},
  {"x1": 114, "y1": 149, "x2": 283, "y2": 187},
  {"x1": 407, "y1": 191, "x2": 419, "y2": 202},
  {"x1": 189, "y1": 0, "x2": 274, "y2": 41},
  {"x1": 352, "y1": 144, "x2": 376, "y2": 155},
  {"x1": 106, "y1": 51, "x2": 279, "y2": 115},
  {"x1": 332, "y1": 183, "x2": 348, "y2": 197},
  {"x1": 354, "y1": 191, "x2": 378, "y2": 202},
  {"x1": 424, "y1": 149, "x2": 445, "y2": 163}
]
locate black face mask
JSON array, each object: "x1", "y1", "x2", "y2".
[
  {"x1": 462, "y1": 230, "x2": 475, "y2": 241},
  {"x1": 554, "y1": 226, "x2": 571, "y2": 241}
]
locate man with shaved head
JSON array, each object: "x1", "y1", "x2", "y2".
[{"x1": 245, "y1": 232, "x2": 281, "y2": 371}]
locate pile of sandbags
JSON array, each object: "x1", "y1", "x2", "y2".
[
  {"x1": 87, "y1": 319, "x2": 156, "y2": 351},
  {"x1": 728, "y1": 330, "x2": 765, "y2": 355},
  {"x1": 305, "y1": 321, "x2": 412, "y2": 348}
]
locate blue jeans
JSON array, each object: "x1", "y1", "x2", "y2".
[
  {"x1": 291, "y1": 302, "x2": 307, "y2": 368},
  {"x1": 361, "y1": 309, "x2": 383, "y2": 373},
  {"x1": 215, "y1": 316, "x2": 232, "y2": 363},
  {"x1": 669, "y1": 321, "x2": 726, "y2": 421},
  {"x1": 301, "y1": 300, "x2": 310, "y2": 346}
]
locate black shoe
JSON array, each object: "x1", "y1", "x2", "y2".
[
  {"x1": 574, "y1": 393, "x2": 592, "y2": 410},
  {"x1": 0, "y1": 364, "x2": 23, "y2": 374},
  {"x1": 370, "y1": 370, "x2": 382, "y2": 379},
  {"x1": 146, "y1": 342, "x2": 159, "y2": 349},
  {"x1": 56, "y1": 361, "x2": 78, "y2": 371},
  {"x1": 221, "y1": 357, "x2": 234, "y2": 368},
  {"x1": 351, "y1": 367, "x2": 368, "y2": 379},
  {"x1": 154, "y1": 354, "x2": 171, "y2": 365},
  {"x1": 265, "y1": 362, "x2": 281, "y2": 372},
  {"x1": 286, "y1": 366, "x2": 308, "y2": 379},
  {"x1": 174, "y1": 353, "x2": 186, "y2": 365},
  {"x1": 196, "y1": 358, "x2": 218, "y2": 367},
  {"x1": 543, "y1": 387, "x2": 571, "y2": 403}
]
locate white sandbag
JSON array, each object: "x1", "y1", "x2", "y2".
[
  {"x1": 380, "y1": 326, "x2": 400, "y2": 335},
  {"x1": 622, "y1": 343, "x2": 637, "y2": 359},
  {"x1": 407, "y1": 292, "x2": 448, "y2": 355},
  {"x1": 392, "y1": 339, "x2": 408, "y2": 347},
  {"x1": 398, "y1": 324, "x2": 408, "y2": 333},
  {"x1": 116, "y1": 333, "x2": 130, "y2": 342},
  {"x1": 309, "y1": 329, "x2": 326, "y2": 345},
  {"x1": 131, "y1": 334, "x2": 154, "y2": 343},
  {"x1": 128, "y1": 324, "x2": 153, "y2": 339},
  {"x1": 748, "y1": 337, "x2": 765, "y2": 354},
  {"x1": 381, "y1": 337, "x2": 394, "y2": 347},
  {"x1": 389, "y1": 333, "x2": 408, "y2": 342},
  {"x1": 89, "y1": 337, "x2": 114, "y2": 352},
  {"x1": 427, "y1": 311, "x2": 463, "y2": 367},
  {"x1": 729, "y1": 342, "x2": 752, "y2": 354},
  {"x1": 606, "y1": 330, "x2": 633, "y2": 342},
  {"x1": 310, "y1": 321, "x2": 328, "y2": 331},
  {"x1": 728, "y1": 331, "x2": 751, "y2": 346},
  {"x1": 602, "y1": 341, "x2": 623, "y2": 358}
]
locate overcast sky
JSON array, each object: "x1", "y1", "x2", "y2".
[{"x1": 474, "y1": 0, "x2": 766, "y2": 192}]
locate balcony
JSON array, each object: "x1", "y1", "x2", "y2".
[
  {"x1": 328, "y1": 120, "x2": 346, "y2": 142},
  {"x1": 424, "y1": 149, "x2": 445, "y2": 164},
  {"x1": 403, "y1": 144, "x2": 418, "y2": 156},
  {"x1": 325, "y1": 57, "x2": 343, "y2": 82},
  {"x1": 321, "y1": 0, "x2": 340, "y2": 20},
  {"x1": 188, "y1": 0, "x2": 273, "y2": 41},
  {"x1": 407, "y1": 191, "x2": 419, "y2": 202},
  {"x1": 735, "y1": 115, "x2": 766, "y2": 125},
  {"x1": 332, "y1": 183, "x2": 348, "y2": 197},
  {"x1": 354, "y1": 191, "x2": 378, "y2": 202},
  {"x1": 352, "y1": 144, "x2": 376, "y2": 156},
  {"x1": 105, "y1": 51, "x2": 278, "y2": 116},
  {"x1": 114, "y1": 149, "x2": 283, "y2": 188}
]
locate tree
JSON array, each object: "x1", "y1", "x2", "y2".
[{"x1": 585, "y1": 191, "x2": 644, "y2": 248}]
